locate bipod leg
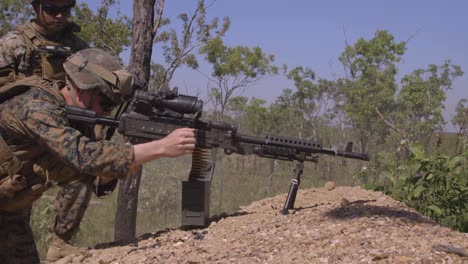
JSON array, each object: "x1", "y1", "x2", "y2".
[{"x1": 281, "y1": 161, "x2": 304, "y2": 215}]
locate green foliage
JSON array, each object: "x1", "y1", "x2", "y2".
[
  {"x1": 338, "y1": 30, "x2": 464, "y2": 161},
  {"x1": 338, "y1": 30, "x2": 406, "y2": 152},
  {"x1": 149, "y1": 0, "x2": 230, "y2": 91},
  {"x1": 452, "y1": 98, "x2": 468, "y2": 140},
  {"x1": 31, "y1": 195, "x2": 55, "y2": 259},
  {"x1": 340, "y1": 30, "x2": 406, "y2": 79},
  {"x1": 267, "y1": 96, "x2": 302, "y2": 137},
  {"x1": 0, "y1": 0, "x2": 33, "y2": 35},
  {"x1": 280, "y1": 66, "x2": 345, "y2": 139},
  {"x1": 201, "y1": 38, "x2": 278, "y2": 80},
  {"x1": 396, "y1": 61, "x2": 464, "y2": 146},
  {"x1": 72, "y1": 2, "x2": 131, "y2": 56},
  {"x1": 200, "y1": 37, "x2": 279, "y2": 120},
  {"x1": 241, "y1": 97, "x2": 267, "y2": 135},
  {"x1": 379, "y1": 144, "x2": 468, "y2": 232},
  {"x1": 224, "y1": 95, "x2": 248, "y2": 124}
]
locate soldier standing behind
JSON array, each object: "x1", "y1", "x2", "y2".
[{"x1": 0, "y1": 0, "x2": 101, "y2": 261}]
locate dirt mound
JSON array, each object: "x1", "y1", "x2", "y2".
[{"x1": 53, "y1": 186, "x2": 468, "y2": 264}]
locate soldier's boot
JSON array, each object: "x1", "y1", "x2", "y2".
[{"x1": 45, "y1": 235, "x2": 88, "y2": 262}]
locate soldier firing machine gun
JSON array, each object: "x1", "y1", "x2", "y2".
[{"x1": 65, "y1": 89, "x2": 370, "y2": 226}]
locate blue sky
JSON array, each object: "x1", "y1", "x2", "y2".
[{"x1": 82, "y1": 0, "x2": 467, "y2": 131}]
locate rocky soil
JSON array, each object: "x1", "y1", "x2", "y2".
[{"x1": 53, "y1": 185, "x2": 468, "y2": 264}]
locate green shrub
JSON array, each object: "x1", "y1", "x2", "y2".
[{"x1": 379, "y1": 144, "x2": 468, "y2": 232}]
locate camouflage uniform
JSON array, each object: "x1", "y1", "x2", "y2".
[
  {"x1": 0, "y1": 21, "x2": 88, "y2": 80},
  {"x1": 0, "y1": 77, "x2": 133, "y2": 263},
  {"x1": 0, "y1": 209, "x2": 39, "y2": 264},
  {"x1": 0, "y1": 21, "x2": 94, "y2": 262}
]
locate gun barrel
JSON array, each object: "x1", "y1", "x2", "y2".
[
  {"x1": 208, "y1": 121, "x2": 237, "y2": 134},
  {"x1": 236, "y1": 134, "x2": 266, "y2": 144},
  {"x1": 321, "y1": 146, "x2": 370, "y2": 161},
  {"x1": 336, "y1": 150, "x2": 370, "y2": 161}
]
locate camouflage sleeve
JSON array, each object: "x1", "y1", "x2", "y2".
[
  {"x1": 23, "y1": 99, "x2": 133, "y2": 179},
  {"x1": 0, "y1": 31, "x2": 27, "y2": 70}
]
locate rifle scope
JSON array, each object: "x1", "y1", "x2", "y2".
[{"x1": 134, "y1": 90, "x2": 203, "y2": 115}]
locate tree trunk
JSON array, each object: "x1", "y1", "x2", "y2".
[
  {"x1": 253, "y1": 156, "x2": 257, "y2": 176},
  {"x1": 359, "y1": 129, "x2": 369, "y2": 154},
  {"x1": 114, "y1": 168, "x2": 142, "y2": 241},
  {"x1": 241, "y1": 156, "x2": 245, "y2": 172},
  {"x1": 114, "y1": 0, "x2": 156, "y2": 242},
  {"x1": 213, "y1": 149, "x2": 223, "y2": 211},
  {"x1": 267, "y1": 159, "x2": 276, "y2": 192}
]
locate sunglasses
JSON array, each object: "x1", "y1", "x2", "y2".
[{"x1": 41, "y1": 4, "x2": 73, "y2": 17}]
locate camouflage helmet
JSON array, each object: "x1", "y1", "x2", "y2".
[
  {"x1": 63, "y1": 48, "x2": 134, "y2": 105},
  {"x1": 31, "y1": 0, "x2": 76, "y2": 6}
]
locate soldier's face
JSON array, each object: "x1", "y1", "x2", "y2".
[
  {"x1": 75, "y1": 90, "x2": 112, "y2": 116},
  {"x1": 33, "y1": 0, "x2": 74, "y2": 33}
]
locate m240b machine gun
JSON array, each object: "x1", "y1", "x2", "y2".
[{"x1": 66, "y1": 89, "x2": 370, "y2": 226}]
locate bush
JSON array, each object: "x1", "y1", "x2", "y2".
[{"x1": 379, "y1": 144, "x2": 468, "y2": 232}]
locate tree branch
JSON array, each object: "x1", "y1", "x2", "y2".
[
  {"x1": 152, "y1": 0, "x2": 165, "y2": 40},
  {"x1": 375, "y1": 106, "x2": 405, "y2": 137}
]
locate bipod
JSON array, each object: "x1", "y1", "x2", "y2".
[{"x1": 281, "y1": 161, "x2": 305, "y2": 214}]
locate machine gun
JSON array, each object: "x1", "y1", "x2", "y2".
[
  {"x1": 65, "y1": 89, "x2": 370, "y2": 226},
  {"x1": 34, "y1": 45, "x2": 74, "y2": 57}
]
